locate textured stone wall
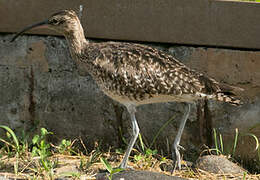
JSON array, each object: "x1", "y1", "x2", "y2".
[{"x1": 0, "y1": 34, "x2": 259, "y2": 163}]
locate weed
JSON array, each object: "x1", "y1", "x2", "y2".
[
  {"x1": 31, "y1": 128, "x2": 52, "y2": 158},
  {"x1": 243, "y1": 171, "x2": 247, "y2": 180},
  {"x1": 30, "y1": 128, "x2": 57, "y2": 177},
  {"x1": 56, "y1": 139, "x2": 78, "y2": 155},
  {"x1": 213, "y1": 128, "x2": 259, "y2": 158},
  {"x1": 129, "y1": 114, "x2": 177, "y2": 167},
  {"x1": 132, "y1": 133, "x2": 161, "y2": 168},
  {"x1": 100, "y1": 157, "x2": 124, "y2": 180},
  {"x1": 0, "y1": 125, "x2": 21, "y2": 175},
  {"x1": 0, "y1": 125, "x2": 20, "y2": 154},
  {"x1": 1, "y1": 125, "x2": 259, "y2": 179}
]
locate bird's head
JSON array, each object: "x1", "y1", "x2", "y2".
[{"x1": 11, "y1": 10, "x2": 81, "y2": 42}]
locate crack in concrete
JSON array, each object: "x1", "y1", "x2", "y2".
[
  {"x1": 28, "y1": 66, "x2": 36, "y2": 126},
  {"x1": 197, "y1": 99, "x2": 212, "y2": 146}
]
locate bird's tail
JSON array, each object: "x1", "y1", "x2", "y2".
[
  {"x1": 197, "y1": 75, "x2": 244, "y2": 106},
  {"x1": 215, "y1": 83, "x2": 244, "y2": 106}
]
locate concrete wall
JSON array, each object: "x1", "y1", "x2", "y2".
[
  {"x1": 0, "y1": 34, "x2": 259, "y2": 164},
  {"x1": 1, "y1": 0, "x2": 260, "y2": 49}
]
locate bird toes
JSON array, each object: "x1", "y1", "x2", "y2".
[{"x1": 171, "y1": 145, "x2": 182, "y2": 172}]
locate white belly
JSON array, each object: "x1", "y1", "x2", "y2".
[{"x1": 103, "y1": 90, "x2": 199, "y2": 106}]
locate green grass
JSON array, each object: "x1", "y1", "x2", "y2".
[
  {"x1": 213, "y1": 128, "x2": 259, "y2": 159},
  {"x1": 0, "y1": 125, "x2": 259, "y2": 179}
]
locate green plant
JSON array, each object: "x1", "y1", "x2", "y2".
[
  {"x1": 133, "y1": 133, "x2": 159, "y2": 168},
  {"x1": 134, "y1": 115, "x2": 177, "y2": 162},
  {"x1": 134, "y1": 148, "x2": 158, "y2": 167},
  {"x1": 213, "y1": 128, "x2": 259, "y2": 158},
  {"x1": 0, "y1": 125, "x2": 21, "y2": 175},
  {"x1": 31, "y1": 128, "x2": 52, "y2": 158},
  {"x1": 100, "y1": 157, "x2": 124, "y2": 180},
  {"x1": 57, "y1": 139, "x2": 77, "y2": 155},
  {"x1": 31, "y1": 128, "x2": 56, "y2": 177},
  {"x1": 243, "y1": 171, "x2": 247, "y2": 180},
  {"x1": 0, "y1": 125, "x2": 20, "y2": 154},
  {"x1": 111, "y1": 114, "x2": 176, "y2": 169},
  {"x1": 213, "y1": 128, "x2": 222, "y2": 155},
  {"x1": 134, "y1": 148, "x2": 157, "y2": 160}
]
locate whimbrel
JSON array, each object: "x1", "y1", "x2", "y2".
[{"x1": 11, "y1": 10, "x2": 243, "y2": 169}]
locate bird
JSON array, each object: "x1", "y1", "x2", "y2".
[{"x1": 11, "y1": 10, "x2": 243, "y2": 170}]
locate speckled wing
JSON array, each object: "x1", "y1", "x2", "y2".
[
  {"x1": 87, "y1": 42, "x2": 242, "y2": 105},
  {"x1": 89, "y1": 42, "x2": 202, "y2": 100}
]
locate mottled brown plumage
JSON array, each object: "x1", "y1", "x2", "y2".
[
  {"x1": 82, "y1": 42, "x2": 243, "y2": 106},
  {"x1": 11, "y1": 10, "x2": 243, "y2": 170}
]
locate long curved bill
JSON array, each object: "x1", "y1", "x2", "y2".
[{"x1": 11, "y1": 20, "x2": 49, "y2": 42}]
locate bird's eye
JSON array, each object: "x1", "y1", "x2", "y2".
[{"x1": 51, "y1": 19, "x2": 59, "y2": 25}]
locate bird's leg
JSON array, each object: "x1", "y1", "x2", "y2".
[
  {"x1": 172, "y1": 103, "x2": 191, "y2": 170},
  {"x1": 119, "y1": 104, "x2": 139, "y2": 169}
]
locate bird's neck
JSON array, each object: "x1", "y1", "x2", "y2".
[{"x1": 65, "y1": 25, "x2": 88, "y2": 57}]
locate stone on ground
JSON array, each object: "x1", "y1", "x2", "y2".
[{"x1": 196, "y1": 155, "x2": 246, "y2": 174}]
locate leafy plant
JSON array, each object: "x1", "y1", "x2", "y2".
[
  {"x1": 133, "y1": 133, "x2": 159, "y2": 168},
  {"x1": 100, "y1": 157, "x2": 124, "y2": 180},
  {"x1": 31, "y1": 128, "x2": 52, "y2": 158},
  {"x1": 58, "y1": 139, "x2": 72, "y2": 154},
  {"x1": 31, "y1": 128, "x2": 56, "y2": 177}
]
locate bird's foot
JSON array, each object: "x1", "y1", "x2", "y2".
[
  {"x1": 177, "y1": 144, "x2": 185, "y2": 151},
  {"x1": 171, "y1": 144, "x2": 184, "y2": 172}
]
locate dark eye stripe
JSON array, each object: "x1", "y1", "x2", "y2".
[
  {"x1": 50, "y1": 19, "x2": 65, "y2": 25},
  {"x1": 51, "y1": 19, "x2": 59, "y2": 24}
]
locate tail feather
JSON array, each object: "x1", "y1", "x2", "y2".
[
  {"x1": 198, "y1": 75, "x2": 244, "y2": 106},
  {"x1": 216, "y1": 83, "x2": 244, "y2": 106},
  {"x1": 215, "y1": 92, "x2": 243, "y2": 106}
]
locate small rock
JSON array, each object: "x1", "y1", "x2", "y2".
[
  {"x1": 196, "y1": 155, "x2": 246, "y2": 174},
  {"x1": 55, "y1": 164, "x2": 79, "y2": 175},
  {"x1": 96, "y1": 170, "x2": 187, "y2": 180}
]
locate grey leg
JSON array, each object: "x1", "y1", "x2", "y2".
[
  {"x1": 119, "y1": 104, "x2": 140, "y2": 169},
  {"x1": 172, "y1": 103, "x2": 191, "y2": 170}
]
